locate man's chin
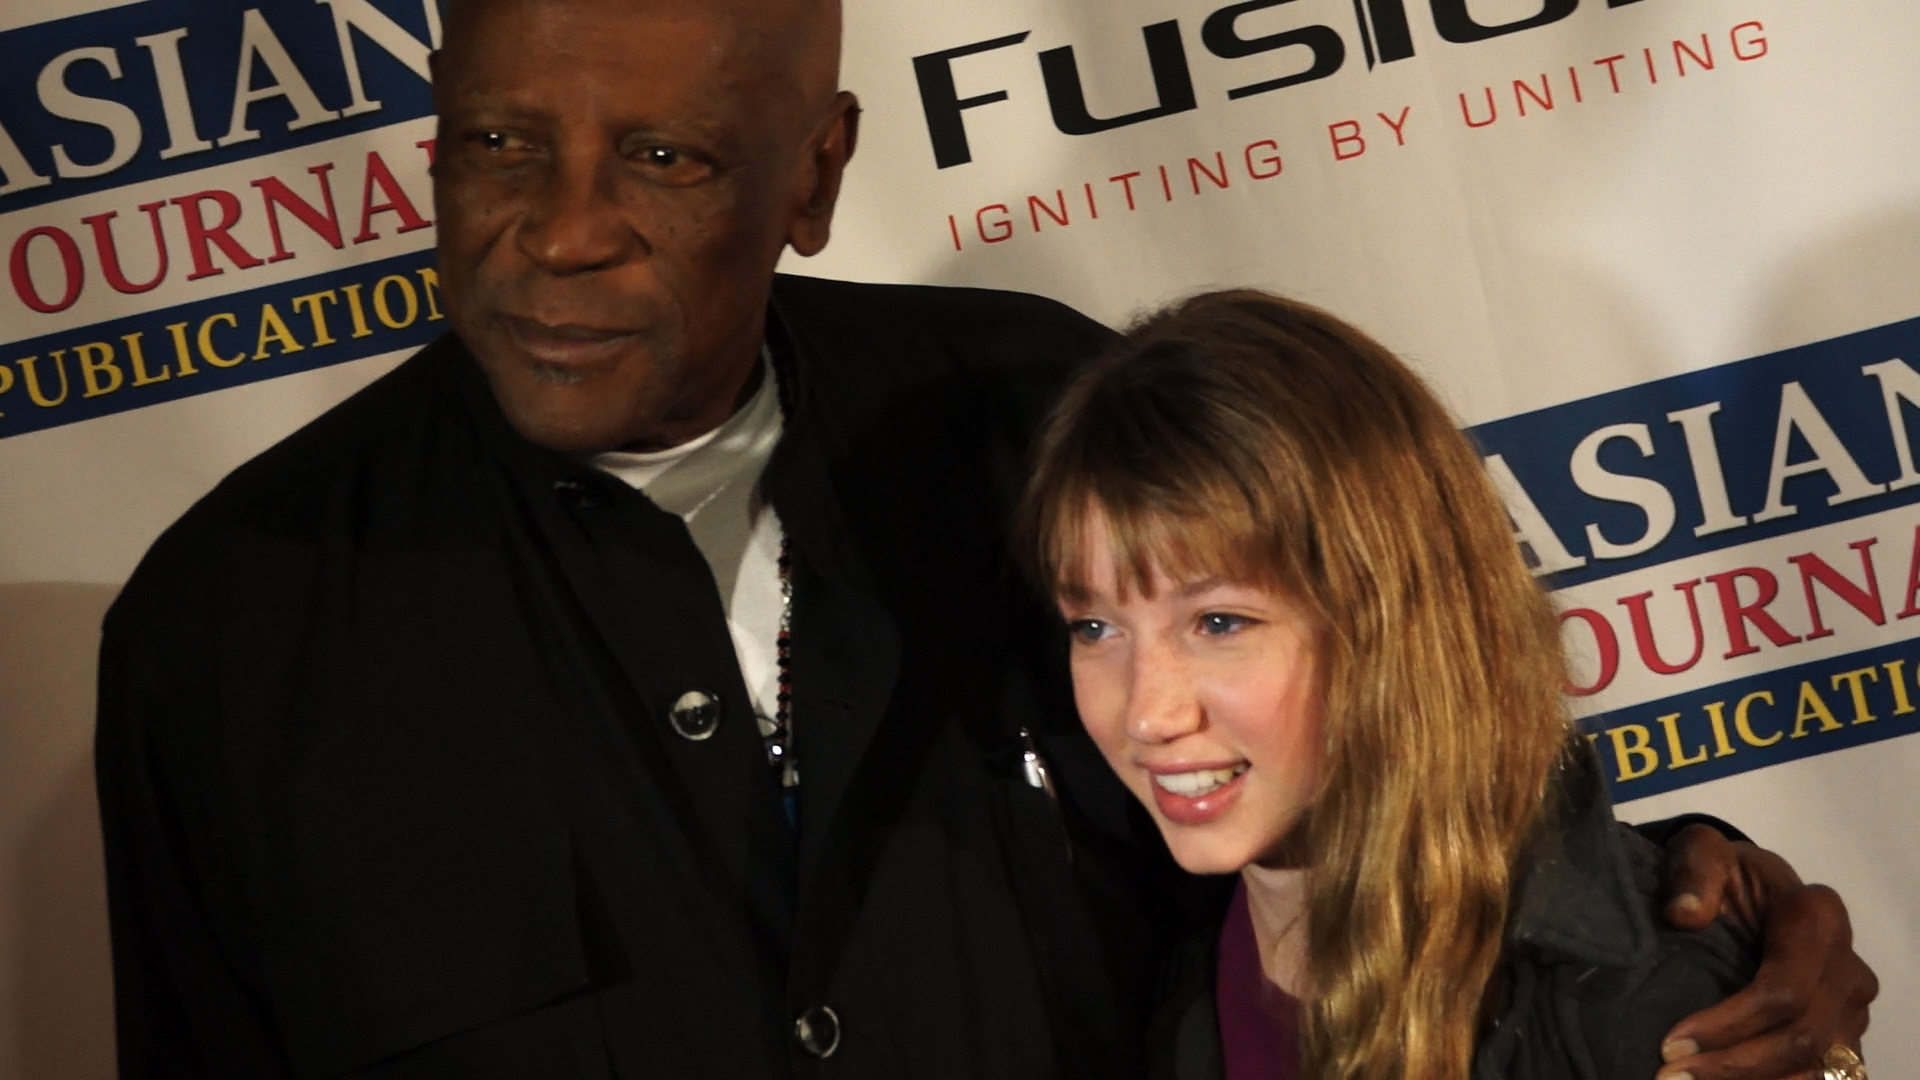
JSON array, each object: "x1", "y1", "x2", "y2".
[{"x1": 488, "y1": 370, "x2": 647, "y2": 454}]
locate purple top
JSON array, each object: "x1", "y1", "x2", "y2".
[{"x1": 1215, "y1": 879, "x2": 1303, "y2": 1080}]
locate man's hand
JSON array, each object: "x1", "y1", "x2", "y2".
[{"x1": 1653, "y1": 824, "x2": 1877, "y2": 1080}]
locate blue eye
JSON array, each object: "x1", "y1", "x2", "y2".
[
  {"x1": 1198, "y1": 612, "x2": 1254, "y2": 636},
  {"x1": 1066, "y1": 619, "x2": 1110, "y2": 645}
]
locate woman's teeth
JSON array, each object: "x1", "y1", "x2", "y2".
[{"x1": 1151, "y1": 764, "x2": 1247, "y2": 797}]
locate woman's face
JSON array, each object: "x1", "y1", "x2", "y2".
[{"x1": 1058, "y1": 520, "x2": 1325, "y2": 876}]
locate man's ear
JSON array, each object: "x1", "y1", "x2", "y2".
[{"x1": 787, "y1": 92, "x2": 862, "y2": 258}]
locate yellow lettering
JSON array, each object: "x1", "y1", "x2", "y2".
[
  {"x1": 1884, "y1": 659, "x2": 1915, "y2": 715},
  {"x1": 1734, "y1": 690, "x2": 1782, "y2": 747},
  {"x1": 340, "y1": 283, "x2": 374, "y2": 338},
  {"x1": 0, "y1": 362, "x2": 13, "y2": 417},
  {"x1": 198, "y1": 313, "x2": 244, "y2": 368},
  {"x1": 1656, "y1": 712, "x2": 1708, "y2": 768},
  {"x1": 76, "y1": 342, "x2": 124, "y2": 398},
  {"x1": 253, "y1": 302, "x2": 305, "y2": 360},
  {"x1": 291, "y1": 290, "x2": 340, "y2": 346},
  {"x1": 164, "y1": 321, "x2": 200, "y2": 377},
  {"x1": 18, "y1": 351, "x2": 71, "y2": 407},
  {"x1": 415, "y1": 266, "x2": 443, "y2": 321},
  {"x1": 1701, "y1": 700, "x2": 1737, "y2": 757},
  {"x1": 1607, "y1": 724, "x2": 1659, "y2": 781},
  {"x1": 372, "y1": 274, "x2": 418, "y2": 329},
  {"x1": 125, "y1": 332, "x2": 171, "y2": 387},
  {"x1": 1829, "y1": 666, "x2": 1880, "y2": 725},
  {"x1": 1791, "y1": 680, "x2": 1843, "y2": 737}
]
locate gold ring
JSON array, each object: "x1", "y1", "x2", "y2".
[{"x1": 1822, "y1": 1044, "x2": 1867, "y2": 1080}]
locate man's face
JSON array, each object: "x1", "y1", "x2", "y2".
[{"x1": 431, "y1": 0, "x2": 853, "y2": 452}]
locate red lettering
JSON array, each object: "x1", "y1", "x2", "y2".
[
  {"x1": 9, "y1": 226, "x2": 85, "y2": 313},
  {"x1": 1619, "y1": 580, "x2": 1707, "y2": 675},
  {"x1": 414, "y1": 138, "x2": 436, "y2": 166},
  {"x1": 253, "y1": 163, "x2": 343, "y2": 262},
  {"x1": 1027, "y1": 190, "x2": 1069, "y2": 232},
  {"x1": 1377, "y1": 107, "x2": 1412, "y2": 146},
  {"x1": 1244, "y1": 141, "x2": 1283, "y2": 180},
  {"x1": 1899, "y1": 525, "x2": 1920, "y2": 618},
  {"x1": 1594, "y1": 54, "x2": 1627, "y2": 94},
  {"x1": 976, "y1": 204, "x2": 1012, "y2": 244},
  {"x1": 1706, "y1": 568, "x2": 1803, "y2": 658},
  {"x1": 172, "y1": 190, "x2": 264, "y2": 280},
  {"x1": 1732, "y1": 21, "x2": 1767, "y2": 61},
  {"x1": 1789, "y1": 539, "x2": 1885, "y2": 639},
  {"x1": 1514, "y1": 75, "x2": 1553, "y2": 116},
  {"x1": 353, "y1": 150, "x2": 432, "y2": 244},
  {"x1": 1329, "y1": 120, "x2": 1366, "y2": 160},
  {"x1": 1673, "y1": 34, "x2": 1714, "y2": 76},
  {"x1": 1188, "y1": 152, "x2": 1229, "y2": 193},
  {"x1": 1109, "y1": 172, "x2": 1143, "y2": 210},
  {"x1": 83, "y1": 203, "x2": 170, "y2": 295},
  {"x1": 1459, "y1": 88, "x2": 1498, "y2": 128}
]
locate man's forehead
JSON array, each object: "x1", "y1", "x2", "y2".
[
  {"x1": 444, "y1": 0, "x2": 836, "y2": 44},
  {"x1": 440, "y1": 0, "x2": 840, "y2": 104}
]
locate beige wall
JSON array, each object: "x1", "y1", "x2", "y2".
[{"x1": 0, "y1": 584, "x2": 120, "y2": 1080}]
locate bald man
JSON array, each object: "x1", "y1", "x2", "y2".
[{"x1": 96, "y1": 1, "x2": 1873, "y2": 1078}]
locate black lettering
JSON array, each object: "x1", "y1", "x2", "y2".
[
  {"x1": 1355, "y1": 0, "x2": 1417, "y2": 66},
  {"x1": 1430, "y1": 0, "x2": 1579, "y2": 44},
  {"x1": 913, "y1": 32, "x2": 1032, "y2": 169},
  {"x1": 1202, "y1": 0, "x2": 1345, "y2": 100},
  {"x1": 1040, "y1": 21, "x2": 1197, "y2": 136}
]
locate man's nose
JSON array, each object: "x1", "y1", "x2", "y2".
[
  {"x1": 516, "y1": 152, "x2": 642, "y2": 274},
  {"x1": 1123, "y1": 641, "x2": 1203, "y2": 745}
]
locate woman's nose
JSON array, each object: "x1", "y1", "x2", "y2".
[{"x1": 1122, "y1": 641, "x2": 1203, "y2": 744}]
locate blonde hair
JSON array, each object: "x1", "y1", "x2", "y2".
[{"x1": 1019, "y1": 291, "x2": 1574, "y2": 1080}]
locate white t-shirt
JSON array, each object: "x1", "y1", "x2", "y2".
[{"x1": 591, "y1": 359, "x2": 785, "y2": 732}]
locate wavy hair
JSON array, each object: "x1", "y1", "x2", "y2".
[{"x1": 1018, "y1": 291, "x2": 1574, "y2": 1080}]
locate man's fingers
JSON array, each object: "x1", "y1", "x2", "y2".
[
  {"x1": 1661, "y1": 962, "x2": 1816, "y2": 1066},
  {"x1": 1655, "y1": 1022, "x2": 1824, "y2": 1080},
  {"x1": 1656, "y1": 961, "x2": 1869, "y2": 1080},
  {"x1": 1660, "y1": 823, "x2": 1741, "y2": 931},
  {"x1": 1660, "y1": 884, "x2": 1877, "y2": 1080}
]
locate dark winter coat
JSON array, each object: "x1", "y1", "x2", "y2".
[
  {"x1": 1149, "y1": 746, "x2": 1759, "y2": 1080},
  {"x1": 97, "y1": 276, "x2": 1208, "y2": 1080}
]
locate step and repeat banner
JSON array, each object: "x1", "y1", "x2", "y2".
[{"x1": 0, "y1": 0, "x2": 1913, "y2": 1074}]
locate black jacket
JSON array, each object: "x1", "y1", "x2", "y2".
[
  {"x1": 97, "y1": 276, "x2": 1207, "y2": 1080},
  {"x1": 1150, "y1": 747, "x2": 1758, "y2": 1080}
]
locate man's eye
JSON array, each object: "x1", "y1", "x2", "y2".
[
  {"x1": 1066, "y1": 619, "x2": 1111, "y2": 646},
  {"x1": 628, "y1": 142, "x2": 714, "y2": 185},
  {"x1": 469, "y1": 130, "x2": 532, "y2": 155},
  {"x1": 1198, "y1": 612, "x2": 1254, "y2": 636}
]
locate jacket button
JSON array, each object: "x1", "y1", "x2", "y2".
[
  {"x1": 668, "y1": 690, "x2": 721, "y2": 741},
  {"x1": 794, "y1": 1005, "x2": 841, "y2": 1058}
]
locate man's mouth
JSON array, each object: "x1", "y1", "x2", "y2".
[
  {"x1": 1150, "y1": 764, "x2": 1248, "y2": 798},
  {"x1": 501, "y1": 314, "x2": 640, "y2": 369}
]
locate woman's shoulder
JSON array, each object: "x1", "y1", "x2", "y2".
[
  {"x1": 1560, "y1": 826, "x2": 1758, "y2": 1079},
  {"x1": 1481, "y1": 750, "x2": 1759, "y2": 1080}
]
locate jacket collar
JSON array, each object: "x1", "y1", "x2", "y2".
[{"x1": 1505, "y1": 744, "x2": 1657, "y2": 969}]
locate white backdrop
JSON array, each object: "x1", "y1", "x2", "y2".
[{"x1": 0, "y1": 0, "x2": 1913, "y2": 1075}]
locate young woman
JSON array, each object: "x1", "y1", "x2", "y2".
[{"x1": 1018, "y1": 291, "x2": 1756, "y2": 1080}]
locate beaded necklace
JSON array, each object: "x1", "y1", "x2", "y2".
[{"x1": 759, "y1": 349, "x2": 799, "y2": 807}]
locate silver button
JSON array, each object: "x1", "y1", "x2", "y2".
[
  {"x1": 794, "y1": 1004, "x2": 840, "y2": 1058},
  {"x1": 668, "y1": 690, "x2": 721, "y2": 741}
]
